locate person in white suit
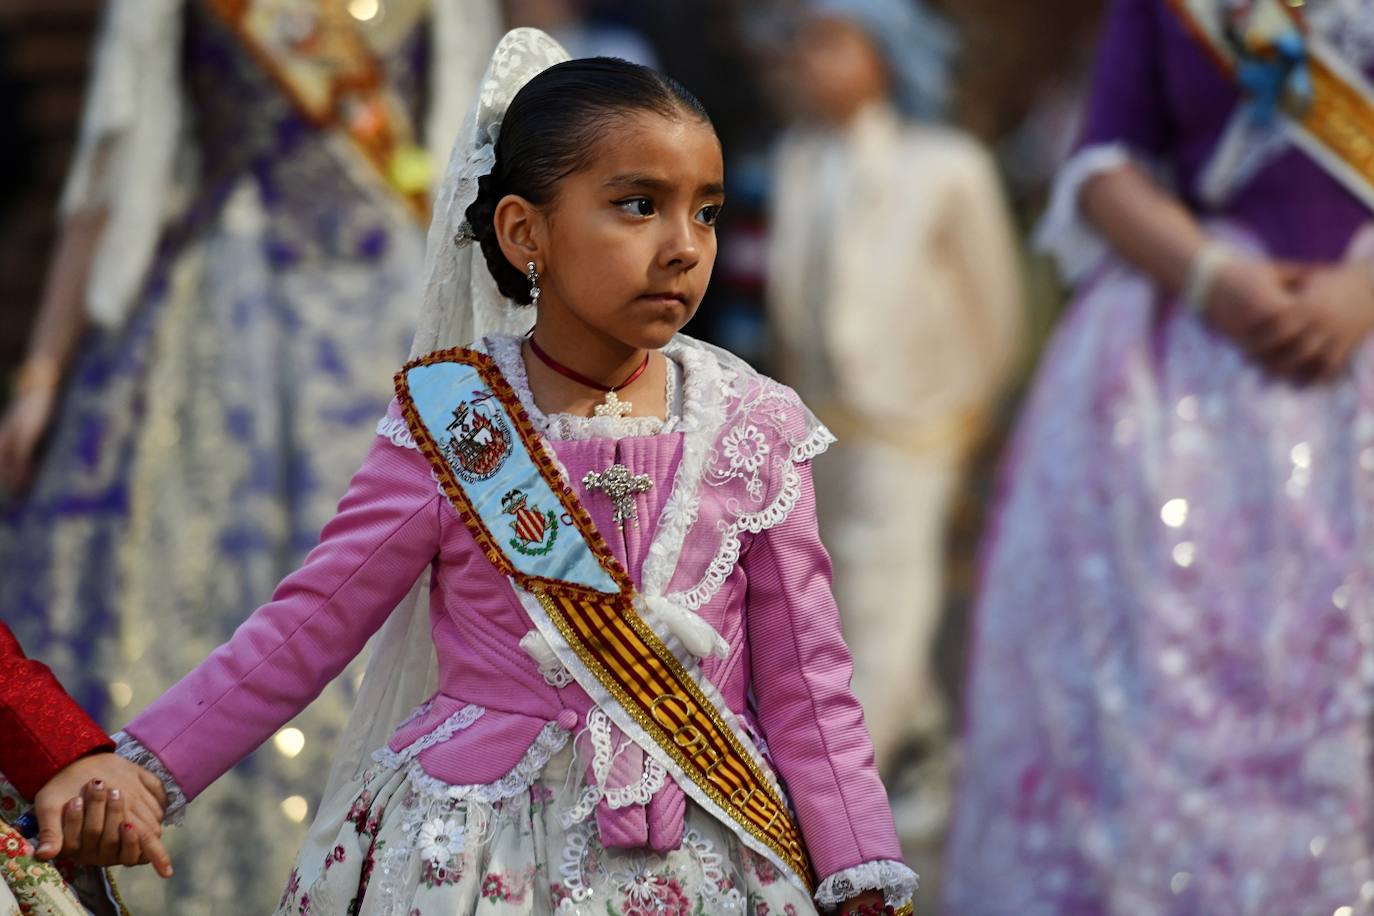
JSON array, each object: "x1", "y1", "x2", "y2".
[{"x1": 767, "y1": 0, "x2": 1025, "y2": 833}]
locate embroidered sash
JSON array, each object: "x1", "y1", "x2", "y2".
[
  {"x1": 395, "y1": 347, "x2": 818, "y2": 892},
  {"x1": 1166, "y1": 0, "x2": 1374, "y2": 212},
  {"x1": 205, "y1": 0, "x2": 430, "y2": 219}
]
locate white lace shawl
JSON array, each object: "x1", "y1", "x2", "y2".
[{"x1": 61, "y1": 0, "x2": 501, "y2": 328}]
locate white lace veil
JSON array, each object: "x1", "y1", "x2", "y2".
[{"x1": 307, "y1": 28, "x2": 570, "y2": 844}]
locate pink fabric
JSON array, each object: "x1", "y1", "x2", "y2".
[{"x1": 124, "y1": 397, "x2": 901, "y2": 883}]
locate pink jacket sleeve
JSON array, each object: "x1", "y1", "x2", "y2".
[
  {"x1": 123, "y1": 433, "x2": 444, "y2": 800},
  {"x1": 744, "y1": 461, "x2": 914, "y2": 901}
]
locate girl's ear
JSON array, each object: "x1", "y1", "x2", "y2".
[{"x1": 493, "y1": 194, "x2": 543, "y2": 274}]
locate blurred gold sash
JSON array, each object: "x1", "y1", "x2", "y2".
[
  {"x1": 205, "y1": 0, "x2": 430, "y2": 219},
  {"x1": 1167, "y1": 0, "x2": 1374, "y2": 213}
]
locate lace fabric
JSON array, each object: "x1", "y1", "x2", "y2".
[
  {"x1": 401, "y1": 721, "x2": 571, "y2": 806},
  {"x1": 483, "y1": 332, "x2": 684, "y2": 441},
  {"x1": 375, "y1": 414, "x2": 419, "y2": 450},
  {"x1": 372, "y1": 703, "x2": 486, "y2": 770},
  {"x1": 813, "y1": 859, "x2": 920, "y2": 910},
  {"x1": 113, "y1": 730, "x2": 188, "y2": 825}
]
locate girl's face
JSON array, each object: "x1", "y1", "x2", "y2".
[{"x1": 496, "y1": 110, "x2": 725, "y2": 352}]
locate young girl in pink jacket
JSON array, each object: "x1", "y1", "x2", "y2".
[{"x1": 112, "y1": 29, "x2": 917, "y2": 916}]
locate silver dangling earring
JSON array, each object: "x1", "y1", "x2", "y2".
[{"x1": 526, "y1": 261, "x2": 542, "y2": 304}]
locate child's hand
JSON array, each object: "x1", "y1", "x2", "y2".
[
  {"x1": 32, "y1": 754, "x2": 173, "y2": 877},
  {"x1": 53, "y1": 780, "x2": 173, "y2": 876}
]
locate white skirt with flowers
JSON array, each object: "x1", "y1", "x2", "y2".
[{"x1": 272, "y1": 740, "x2": 818, "y2": 916}]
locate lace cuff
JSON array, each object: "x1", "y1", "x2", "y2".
[
  {"x1": 112, "y1": 731, "x2": 187, "y2": 825},
  {"x1": 1033, "y1": 142, "x2": 1135, "y2": 285},
  {"x1": 813, "y1": 859, "x2": 919, "y2": 910}
]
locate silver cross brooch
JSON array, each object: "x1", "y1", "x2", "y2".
[{"x1": 582, "y1": 463, "x2": 653, "y2": 527}]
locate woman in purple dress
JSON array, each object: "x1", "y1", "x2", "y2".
[{"x1": 946, "y1": 1, "x2": 1374, "y2": 913}]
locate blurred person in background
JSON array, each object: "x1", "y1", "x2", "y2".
[
  {"x1": 0, "y1": 0, "x2": 499, "y2": 911},
  {"x1": 946, "y1": 0, "x2": 1374, "y2": 913},
  {"x1": 766, "y1": 0, "x2": 1024, "y2": 865}
]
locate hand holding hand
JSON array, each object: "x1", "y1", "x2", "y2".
[
  {"x1": 32, "y1": 754, "x2": 173, "y2": 877},
  {"x1": 1272, "y1": 261, "x2": 1374, "y2": 381},
  {"x1": 1202, "y1": 256, "x2": 1309, "y2": 375}
]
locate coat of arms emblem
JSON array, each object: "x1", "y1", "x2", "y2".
[
  {"x1": 441, "y1": 391, "x2": 513, "y2": 482},
  {"x1": 501, "y1": 489, "x2": 559, "y2": 556}
]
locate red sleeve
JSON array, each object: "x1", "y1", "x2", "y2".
[{"x1": 0, "y1": 623, "x2": 115, "y2": 800}]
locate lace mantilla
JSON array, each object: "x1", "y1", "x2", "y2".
[
  {"x1": 113, "y1": 731, "x2": 188, "y2": 825},
  {"x1": 813, "y1": 859, "x2": 920, "y2": 910}
]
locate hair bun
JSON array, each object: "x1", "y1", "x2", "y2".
[{"x1": 464, "y1": 173, "x2": 535, "y2": 304}]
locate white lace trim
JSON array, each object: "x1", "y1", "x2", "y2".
[
  {"x1": 1033, "y1": 142, "x2": 1134, "y2": 285},
  {"x1": 401, "y1": 720, "x2": 570, "y2": 804},
  {"x1": 683, "y1": 827, "x2": 746, "y2": 910},
  {"x1": 559, "y1": 710, "x2": 671, "y2": 828},
  {"x1": 484, "y1": 333, "x2": 686, "y2": 441},
  {"x1": 669, "y1": 421, "x2": 837, "y2": 612},
  {"x1": 590, "y1": 709, "x2": 669, "y2": 811},
  {"x1": 375, "y1": 415, "x2": 418, "y2": 450},
  {"x1": 604, "y1": 756, "x2": 667, "y2": 810},
  {"x1": 520, "y1": 629, "x2": 574, "y2": 688},
  {"x1": 112, "y1": 731, "x2": 187, "y2": 826},
  {"x1": 638, "y1": 344, "x2": 727, "y2": 603},
  {"x1": 813, "y1": 859, "x2": 920, "y2": 910},
  {"x1": 371, "y1": 703, "x2": 485, "y2": 770}
]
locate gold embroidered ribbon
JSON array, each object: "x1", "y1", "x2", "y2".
[
  {"x1": 1166, "y1": 0, "x2": 1374, "y2": 212},
  {"x1": 395, "y1": 348, "x2": 817, "y2": 891},
  {"x1": 205, "y1": 0, "x2": 430, "y2": 219}
]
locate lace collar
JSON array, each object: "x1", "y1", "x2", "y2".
[{"x1": 484, "y1": 333, "x2": 699, "y2": 442}]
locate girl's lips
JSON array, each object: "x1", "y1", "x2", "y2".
[{"x1": 639, "y1": 293, "x2": 688, "y2": 304}]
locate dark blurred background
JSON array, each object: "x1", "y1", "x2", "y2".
[{"x1": 0, "y1": 0, "x2": 1106, "y2": 370}]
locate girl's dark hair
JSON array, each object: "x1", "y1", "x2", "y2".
[{"x1": 464, "y1": 57, "x2": 714, "y2": 304}]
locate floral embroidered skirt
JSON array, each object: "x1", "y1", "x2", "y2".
[
  {"x1": 0, "y1": 777, "x2": 124, "y2": 916},
  {"x1": 275, "y1": 743, "x2": 818, "y2": 915}
]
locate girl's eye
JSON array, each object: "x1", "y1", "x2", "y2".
[
  {"x1": 617, "y1": 197, "x2": 655, "y2": 217},
  {"x1": 698, "y1": 204, "x2": 722, "y2": 226}
]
